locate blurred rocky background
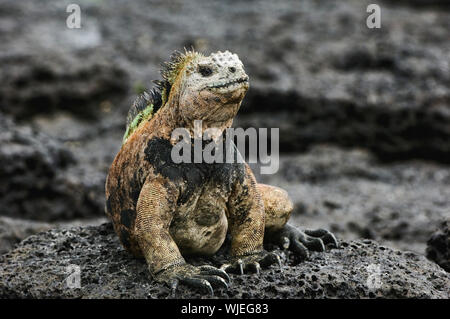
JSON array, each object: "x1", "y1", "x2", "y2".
[{"x1": 0, "y1": 0, "x2": 448, "y2": 297}]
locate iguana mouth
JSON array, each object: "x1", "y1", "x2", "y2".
[{"x1": 206, "y1": 76, "x2": 249, "y2": 90}]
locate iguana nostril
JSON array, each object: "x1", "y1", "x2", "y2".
[{"x1": 229, "y1": 67, "x2": 236, "y2": 73}]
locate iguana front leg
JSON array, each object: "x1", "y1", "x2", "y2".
[
  {"x1": 221, "y1": 166, "x2": 281, "y2": 275},
  {"x1": 135, "y1": 177, "x2": 230, "y2": 295}
]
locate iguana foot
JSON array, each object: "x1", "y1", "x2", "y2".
[
  {"x1": 268, "y1": 223, "x2": 338, "y2": 260},
  {"x1": 156, "y1": 263, "x2": 231, "y2": 296},
  {"x1": 220, "y1": 250, "x2": 281, "y2": 275}
]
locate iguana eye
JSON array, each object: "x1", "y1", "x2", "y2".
[{"x1": 198, "y1": 65, "x2": 213, "y2": 77}]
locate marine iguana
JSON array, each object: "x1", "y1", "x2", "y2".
[{"x1": 105, "y1": 50, "x2": 338, "y2": 295}]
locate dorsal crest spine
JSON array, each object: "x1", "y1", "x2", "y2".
[{"x1": 122, "y1": 49, "x2": 202, "y2": 144}]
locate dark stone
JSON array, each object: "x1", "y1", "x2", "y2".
[
  {"x1": 0, "y1": 223, "x2": 448, "y2": 298},
  {"x1": 426, "y1": 221, "x2": 450, "y2": 272},
  {"x1": 0, "y1": 216, "x2": 105, "y2": 255},
  {"x1": 0, "y1": 113, "x2": 105, "y2": 221},
  {"x1": 0, "y1": 52, "x2": 128, "y2": 120}
]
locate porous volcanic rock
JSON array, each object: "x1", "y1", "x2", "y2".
[
  {"x1": 0, "y1": 216, "x2": 106, "y2": 255},
  {"x1": 0, "y1": 223, "x2": 448, "y2": 299}
]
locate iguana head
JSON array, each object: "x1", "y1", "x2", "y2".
[
  {"x1": 162, "y1": 50, "x2": 249, "y2": 133},
  {"x1": 180, "y1": 50, "x2": 249, "y2": 99},
  {"x1": 123, "y1": 50, "x2": 249, "y2": 144}
]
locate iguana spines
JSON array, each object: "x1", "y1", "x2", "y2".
[
  {"x1": 155, "y1": 49, "x2": 203, "y2": 104},
  {"x1": 123, "y1": 50, "x2": 202, "y2": 144},
  {"x1": 123, "y1": 90, "x2": 159, "y2": 143}
]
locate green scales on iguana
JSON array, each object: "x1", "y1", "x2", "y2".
[{"x1": 105, "y1": 50, "x2": 338, "y2": 294}]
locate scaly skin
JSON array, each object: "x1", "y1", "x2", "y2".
[{"x1": 105, "y1": 50, "x2": 338, "y2": 295}]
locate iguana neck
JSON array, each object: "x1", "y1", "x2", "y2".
[{"x1": 147, "y1": 96, "x2": 237, "y2": 143}]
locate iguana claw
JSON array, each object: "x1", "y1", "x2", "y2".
[
  {"x1": 240, "y1": 259, "x2": 246, "y2": 275},
  {"x1": 269, "y1": 223, "x2": 338, "y2": 260},
  {"x1": 220, "y1": 251, "x2": 281, "y2": 275},
  {"x1": 157, "y1": 263, "x2": 230, "y2": 296}
]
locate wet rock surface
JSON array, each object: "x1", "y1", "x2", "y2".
[{"x1": 0, "y1": 223, "x2": 448, "y2": 299}]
